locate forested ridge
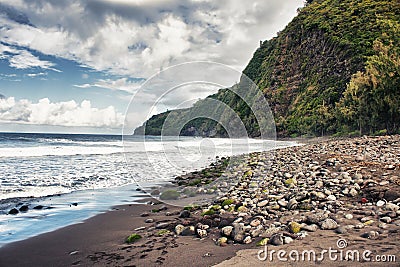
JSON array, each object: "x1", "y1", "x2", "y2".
[{"x1": 135, "y1": 0, "x2": 400, "y2": 137}]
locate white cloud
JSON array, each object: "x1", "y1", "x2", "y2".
[
  {"x1": 26, "y1": 72, "x2": 47, "y2": 77},
  {"x1": 0, "y1": 0, "x2": 303, "y2": 77},
  {"x1": 74, "y1": 77, "x2": 143, "y2": 93},
  {"x1": 0, "y1": 97, "x2": 124, "y2": 128},
  {"x1": 0, "y1": 42, "x2": 60, "y2": 72}
]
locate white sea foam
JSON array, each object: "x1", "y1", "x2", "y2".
[{"x1": 0, "y1": 145, "x2": 123, "y2": 158}]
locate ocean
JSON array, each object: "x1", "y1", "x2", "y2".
[{"x1": 0, "y1": 132, "x2": 298, "y2": 246}]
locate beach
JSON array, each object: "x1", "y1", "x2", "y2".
[{"x1": 0, "y1": 135, "x2": 399, "y2": 266}]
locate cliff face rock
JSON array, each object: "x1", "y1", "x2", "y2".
[{"x1": 135, "y1": 0, "x2": 400, "y2": 137}]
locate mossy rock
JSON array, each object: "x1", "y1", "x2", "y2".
[
  {"x1": 201, "y1": 209, "x2": 215, "y2": 216},
  {"x1": 289, "y1": 221, "x2": 301, "y2": 234},
  {"x1": 188, "y1": 178, "x2": 202, "y2": 186},
  {"x1": 285, "y1": 178, "x2": 297, "y2": 187},
  {"x1": 256, "y1": 238, "x2": 269, "y2": 246},
  {"x1": 211, "y1": 205, "x2": 222, "y2": 210},
  {"x1": 237, "y1": 206, "x2": 248, "y2": 212},
  {"x1": 126, "y1": 233, "x2": 142, "y2": 243},
  {"x1": 160, "y1": 190, "x2": 180, "y2": 200},
  {"x1": 157, "y1": 229, "x2": 171, "y2": 236},
  {"x1": 184, "y1": 204, "x2": 199, "y2": 211},
  {"x1": 221, "y1": 199, "x2": 234, "y2": 206}
]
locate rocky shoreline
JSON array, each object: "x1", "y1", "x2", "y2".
[
  {"x1": 125, "y1": 135, "x2": 400, "y2": 265},
  {"x1": 1, "y1": 135, "x2": 399, "y2": 266}
]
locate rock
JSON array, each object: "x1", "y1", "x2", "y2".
[
  {"x1": 378, "y1": 222, "x2": 388, "y2": 229},
  {"x1": 380, "y1": 216, "x2": 392, "y2": 223},
  {"x1": 175, "y1": 224, "x2": 185, "y2": 235},
  {"x1": 327, "y1": 195, "x2": 337, "y2": 201},
  {"x1": 361, "y1": 231, "x2": 379, "y2": 240},
  {"x1": 197, "y1": 223, "x2": 210, "y2": 230},
  {"x1": 345, "y1": 214, "x2": 353, "y2": 220},
  {"x1": 19, "y1": 205, "x2": 29, "y2": 212},
  {"x1": 315, "y1": 181, "x2": 324, "y2": 188},
  {"x1": 335, "y1": 226, "x2": 348, "y2": 234},
  {"x1": 306, "y1": 213, "x2": 328, "y2": 224},
  {"x1": 384, "y1": 190, "x2": 400, "y2": 201},
  {"x1": 385, "y1": 203, "x2": 399, "y2": 212},
  {"x1": 385, "y1": 165, "x2": 396, "y2": 170},
  {"x1": 232, "y1": 223, "x2": 245, "y2": 242},
  {"x1": 314, "y1": 192, "x2": 326, "y2": 200},
  {"x1": 320, "y1": 218, "x2": 338, "y2": 230},
  {"x1": 301, "y1": 224, "x2": 318, "y2": 232},
  {"x1": 354, "y1": 223, "x2": 365, "y2": 229},
  {"x1": 140, "y1": 212, "x2": 150, "y2": 217},
  {"x1": 145, "y1": 218, "x2": 154, "y2": 223},
  {"x1": 349, "y1": 188, "x2": 358, "y2": 197},
  {"x1": 360, "y1": 217, "x2": 372, "y2": 223},
  {"x1": 155, "y1": 222, "x2": 170, "y2": 229},
  {"x1": 160, "y1": 190, "x2": 180, "y2": 200},
  {"x1": 250, "y1": 225, "x2": 264, "y2": 237},
  {"x1": 179, "y1": 210, "x2": 190, "y2": 218},
  {"x1": 288, "y1": 222, "x2": 301, "y2": 234},
  {"x1": 277, "y1": 199, "x2": 288, "y2": 207},
  {"x1": 256, "y1": 238, "x2": 269, "y2": 246},
  {"x1": 363, "y1": 220, "x2": 375, "y2": 226},
  {"x1": 221, "y1": 226, "x2": 233, "y2": 237},
  {"x1": 216, "y1": 237, "x2": 228, "y2": 246},
  {"x1": 33, "y1": 205, "x2": 44, "y2": 210},
  {"x1": 243, "y1": 236, "x2": 252, "y2": 244},
  {"x1": 283, "y1": 236, "x2": 294, "y2": 244},
  {"x1": 197, "y1": 229, "x2": 207, "y2": 238},
  {"x1": 250, "y1": 219, "x2": 261, "y2": 227},
  {"x1": 261, "y1": 226, "x2": 281, "y2": 238},
  {"x1": 8, "y1": 208, "x2": 19, "y2": 215},
  {"x1": 287, "y1": 198, "x2": 298, "y2": 210},
  {"x1": 376, "y1": 200, "x2": 386, "y2": 207},
  {"x1": 257, "y1": 200, "x2": 269, "y2": 207},
  {"x1": 181, "y1": 226, "x2": 195, "y2": 236},
  {"x1": 269, "y1": 234, "x2": 284, "y2": 246},
  {"x1": 151, "y1": 189, "x2": 160, "y2": 195}
]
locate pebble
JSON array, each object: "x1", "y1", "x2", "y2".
[
  {"x1": 243, "y1": 236, "x2": 252, "y2": 244},
  {"x1": 327, "y1": 195, "x2": 337, "y2": 201},
  {"x1": 288, "y1": 222, "x2": 301, "y2": 234},
  {"x1": 301, "y1": 224, "x2": 318, "y2": 232},
  {"x1": 380, "y1": 216, "x2": 392, "y2": 224},
  {"x1": 232, "y1": 223, "x2": 245, "y2": 242},
  {"x1": 376, "y1": 200, "x2": 386, "y2": 207},
  {"x1": 283, "y1": 236, "x2": 294, "y2": 244},
  {"x1": 335, "y1": 226, "x2": 347, "y2": 234},
  {"x1": 257, "y1": 200, "x2": 269, "y2": 207},
  {"x1": 181, "y1": 226, "x2": 195, "y2": 236},
  {"x1": 216, "y1": 237, "x2": 228, "y2": 246},
  {"x1": 385, "y1": 203, "x2": 399, "y2": 212},
  {"x1": 344, "y1": 214, "x2": 353, "y2": 220},
  {"x1": 250, "y1": 219, "x2": 261, "y2": 227},
  {"x1": 269, "y1": 234, "x2": 283, "y2": 246},
  {"x1": 156, "y1": 222, "x2": 170, "y2": 229},
  {"x1": 361, "y1": 231, "x2": 379, "y2": 240},
  {"x1": 197, "y1": 229, "x2": 208, "y2": 238},
  {"x1": 145, "y1": 218, "x2": 154, "y2": 223},
  {"x1": 221, "y1": 226, "x2": 233, "y2": 237},
  {"x1": 179, "y1": 210, "x2": 190, "y2": 218},
  {"x1": 320, "y1": 218, "x2": 338, "y2": 230},
  {"x1": 175, "y1": 224, "x2": 185, "y2": 235},
  {"x1": 307, "y1": 213, "x2": 328, "y2": 224}
]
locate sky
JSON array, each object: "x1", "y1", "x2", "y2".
[{"x1": 0, "y1": 0, "x2": 303, "y2": 134}]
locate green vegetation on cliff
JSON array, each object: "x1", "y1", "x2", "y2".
[{"x1": 135, "y1": 0, "x2": 400, "y2": 137}]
